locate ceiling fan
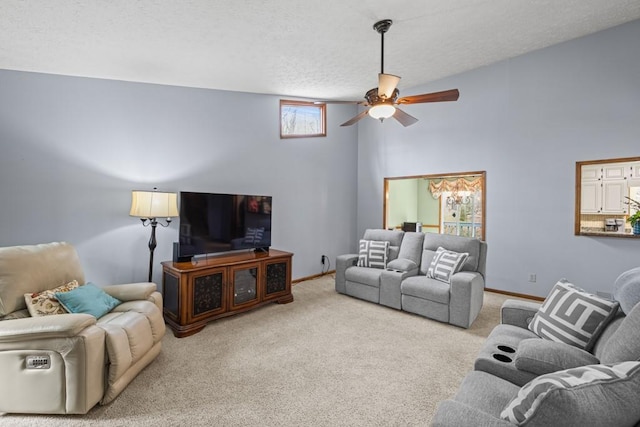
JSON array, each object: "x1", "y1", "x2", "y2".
[{"x1": 321, "y1": 19, "x2": 460, "y2": 127}]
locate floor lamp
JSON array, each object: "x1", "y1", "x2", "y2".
[{"x1": 129, "y1": 188, "x2": 179, "y2": 282}]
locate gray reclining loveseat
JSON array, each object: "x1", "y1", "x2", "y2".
[
  {"x1": 336, "y1": 229, "x2": 487, "y2": 328},
  {"x1": 432, "y1": 266, "x2": 640, "y2": 426}
]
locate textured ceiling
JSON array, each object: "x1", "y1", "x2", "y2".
[{"x1": 1, "y1": 1, "x2": 639, "y2": 101}]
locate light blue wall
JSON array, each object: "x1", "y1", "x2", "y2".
[
  {"x1": 417, "y1": 179, "x2": 440, "y2": 232},
  {"x1": 0, "y1": 71, "x2": 359, "y2": 285},
  {"x1": 357, "y1": 20, "x2": 640, "y2": 297}
]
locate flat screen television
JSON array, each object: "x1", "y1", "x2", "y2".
[{"x1": 177, "y1": 192, "x2": 272, "y2": 258}]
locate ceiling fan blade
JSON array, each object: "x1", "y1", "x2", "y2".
[
  {"x1": 393, "y1": 108, "x2": 419, "y2": 127},
  {"x1": 340, "y1": 109, "x2": 369, "y2": 127},
  {"x1": 397, "y1": 89, "x2": 460, "y2": 105},
  {"x1": 378, "y1": 73, "x2": 401, "y2": 99}
]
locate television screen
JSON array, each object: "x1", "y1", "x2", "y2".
[{"x1": 178, "y1": 192, "x2": 272, "y2": 257}]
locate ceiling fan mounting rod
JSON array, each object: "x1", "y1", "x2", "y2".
[{"x1": 373, "y1": 19, "x2": 392, "y2": 75}]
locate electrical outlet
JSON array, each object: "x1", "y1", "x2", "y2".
[{"x1": 528, "y1": 274, "x2": 537, "y2": 283}]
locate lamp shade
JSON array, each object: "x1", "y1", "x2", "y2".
[
  {"x1": 130, "y1": 190, "x2": 179, "y2": 219},
  {"x1": 368, "y1": 104, "x2": 396, "y2": 120}
]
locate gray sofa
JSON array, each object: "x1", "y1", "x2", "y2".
[
  {"x1": 335, "y1": 229, "x2": 487, "y2": 328},
  {"x1": 432, "y1": 266, "x2": 640, "y2": 426}
]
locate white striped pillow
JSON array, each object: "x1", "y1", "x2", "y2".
[
  {"x1": 357, "y1": 240, "x2": 389, "y2": 269},
  {"x1": 500, "y1": 362, "x2": 640, "y2": 424},
  {"x1": 426, "y1": 247, "x2": 469, "y2": 283}
]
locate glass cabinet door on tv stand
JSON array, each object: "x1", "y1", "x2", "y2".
[{"x1": 230, "y1": 263, "x2": 260, "y2": 309}]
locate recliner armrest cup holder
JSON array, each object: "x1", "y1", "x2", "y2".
[{"x1": 491, "y1": 344, "x2": 516, "y2": 363}]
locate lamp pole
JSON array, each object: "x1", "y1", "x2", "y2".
[{"x1": 146, "y1": 218, "x2": 159, "y2": 282}]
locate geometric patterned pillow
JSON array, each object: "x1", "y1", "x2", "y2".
[
  {"x1": 426, "y1": 247, "x2": 469, "y2": 284},
  {"x1": 500, "y1": 361, "x2": 640, "y2": 424},
  {"x1": 528, "y1": 279, "x2": 620, "y2": 351},
  {"x1": 24, "y1": 280, "x2": 80, "y2": 317},
  {"x1": 357, "y1": 240, "x2": 389, "y2": 269}
]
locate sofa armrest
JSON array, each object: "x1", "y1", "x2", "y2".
[
  {"x1": 102, "y1": 282, "x2": 157, "y2": 301},
  {"x1": 500, "y1": 299, "x2": 541, "y2": 328},
  {"x1": 0, "y1": 313, "x2": 96, "y2": 342},
  {"x1": 514, "y1": 338, "x2": 599, "y2": 376},
  {"x1": 432, "y1": 400, "x2": 514, "y2": 427},
  {"x1": 386, "y1": 258, "x2": 418, "y2": 273},
  {"x1": 335, "y1": 254, "x2": 358, "y2": 294},
  {"x1": 449, "y1": 271, "x2": 485, "y2": 328}
]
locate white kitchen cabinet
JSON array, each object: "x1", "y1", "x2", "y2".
[
  {"x1": 581, "y1": 165, "x2": 602, "y2": 181},
  {"x1": 581, "y1": 181, "x2": 602, "y2": 213},
  {"x1": 628, "y1": 162, "x2": 640, "y2": 180},
  {"x1": 601, "y1": 180, "x2": 628, "y2": 214},
  {"x1": 603, "y1": 164, "x2": 626, "y2": 180},
  {"x1": 580, "y1": 162, "x2": 628, "y2": 214}
]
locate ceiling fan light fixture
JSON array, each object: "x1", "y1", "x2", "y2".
[{"x1": 368, "y1": 103, "x2": 396, "y2": 120}]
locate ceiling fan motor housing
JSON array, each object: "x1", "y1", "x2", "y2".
[{"x1": 365, "y1": 87, "x2": 398, "y2": 105}]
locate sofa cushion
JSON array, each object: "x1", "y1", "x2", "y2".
[
  {"x1": 422, "y1": 233, "x2": 482, "y2": 274},
  {"x1": 528, "y1": 280, "x2": 619, "y2": 351},
  {"x1": 386, "y1": 258, "x2": 418, "y2": 273},
  {"x1": 453, "y1": 370, "x2": 520, "y2": 419},
  {"x1": 357, "y1": 240, "x2": 389, "y2": 269},
  {"x1": 613, "y1": 266, "x2": 640, "y2": 314},
  {"x1": 362, "y1": 229, "x2": 403, "y2": 262},
  {"x1": 426, "y1": 247, "x2": 468, "y2": 283},
  {"x1": 514, "y1": 338, "x2": 599, "y2": 376},
  {"x1": 111, "y1": 300, "x2": 166, "y2": 344},
  {"x1": 98, "y1": 311, "x2": 154, "y2": 383},
  {"x1": 24, "y1": 280, "x2": 80, "y2": 317},
  {"x1": 56, "y1": 283, "x2": 122, "y2": 318},
  {"x1": 0, "y1": 242, "x2": 85, "y2": 316},
  {"x1": 345, "y1": 266, "x2": 384, "y2": 288},
  {"x1": 500, "y1": 361, "x2": 640, "y2": 426},
  {"x1": 600, "y1": 301, "x2": 640, "y2": 364},
  {"x1": 401, "y1": 276, "x2": 450, "y2": 304},
  {"x1": 396, "y1": 232, "x2": 424, "y2": 265}
]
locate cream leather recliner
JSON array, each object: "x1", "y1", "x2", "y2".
[{"x1": 0, "y1": 242, "x2": 166, "y2": 414}]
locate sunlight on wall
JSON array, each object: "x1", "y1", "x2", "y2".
[
  {"x1": 76, "y1": 222, "x2": 177, "y2": 285},
  {"x1": 40, "y1": 131, "x2": 221, "y2": 183}
]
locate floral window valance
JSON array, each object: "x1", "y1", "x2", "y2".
[{"x1": 429, "y1": 176, "x2": 483, "y2": 199}]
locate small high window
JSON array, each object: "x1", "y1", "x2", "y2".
[{"x1": 280, "y1": 100, "x2": 326, "y2": 139}]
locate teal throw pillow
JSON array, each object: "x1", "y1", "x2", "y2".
[{"x1": 55, "y1": 282, "x2": 121, "y2": 318}]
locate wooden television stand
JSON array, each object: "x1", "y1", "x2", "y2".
[{"x1": 161, "y1": 249, "x2": 293, "y2": 338}]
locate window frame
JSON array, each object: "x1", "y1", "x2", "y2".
[{"x1": 279, "y1": 100, "x2": 326, "y2": 139}]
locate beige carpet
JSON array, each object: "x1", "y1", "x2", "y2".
[{"x1": 2, "y1": 275, "x2": 512, "y2": 426}]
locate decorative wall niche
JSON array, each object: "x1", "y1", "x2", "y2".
[
  {"x1": 384, "y1": 171, "x2": 486, "y2": 240},
  {"x1": 575, "y1": 156, "x2": 640, "y2": 237}
]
